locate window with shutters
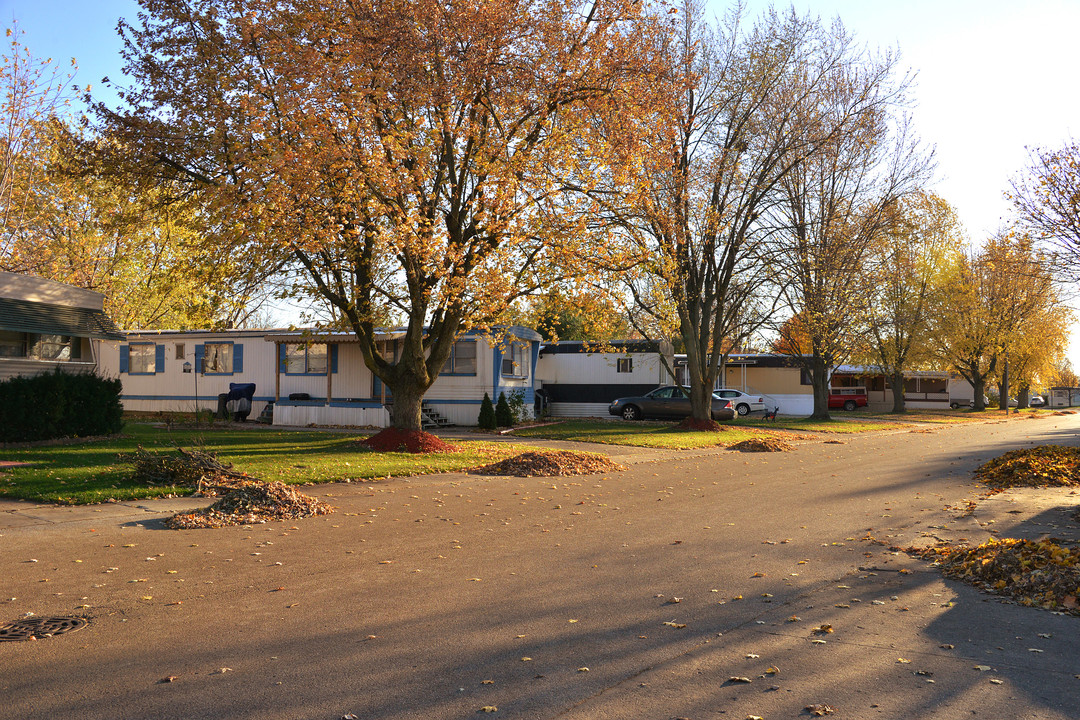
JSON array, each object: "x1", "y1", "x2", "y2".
[
  {"x1": 129, "y1": 343, "x2": 157, "y2": 374},
  {"x1": 204, "y1": 342, "x2": 233, "y2": 373},
  {"x1": 284, "y1": 343, "x2": 327, "y2": 374}
]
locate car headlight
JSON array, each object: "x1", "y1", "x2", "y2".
[{"x1": 611, "y1": 400, "x2": 620, "y2": 406}]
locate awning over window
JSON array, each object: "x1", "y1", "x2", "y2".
[{"x1": 0, "y1": 297, "x2": 124, "y2": 340}]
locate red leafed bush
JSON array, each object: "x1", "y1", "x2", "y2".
[{"x1": 359, "y1": 428, "x2": 455, "y2": 454}]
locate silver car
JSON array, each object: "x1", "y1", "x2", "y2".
[
  {"x1": 608, "y1": 386, "x2": 735, "y2": 421},
  {"x1": 712, "y1": 389, "x2": 766, "y2": 416}
]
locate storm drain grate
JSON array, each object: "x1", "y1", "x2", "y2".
[{"x1": 0, "y1": 616, "x2": 89, "y2": 641}]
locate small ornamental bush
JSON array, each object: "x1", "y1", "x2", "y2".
[
  {"x1": 478, "y1": 392, "x2": 497, "y2": 430},
  {"x1": 0, "y1": 368, "x2": 123, "y2": 442},
  {"x1": 495, "y1": 391, "x2": 514, "y2": 427}
]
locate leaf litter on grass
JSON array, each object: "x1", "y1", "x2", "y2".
[
  {"x1": 470, "y1": 450, "x2": 625, "y2": 477},
  {"x1": 728, "y1": 437, "x2": 793, "y2": 453},
  {"x1": 974, "y1": 445, "x2": 1080, "y2": 490},
  {"x1": 121, "y1": 446, "x2": 334, "y2": 529}
]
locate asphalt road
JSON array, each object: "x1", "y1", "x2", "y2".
[{"x1": 2, "y1": 414, "x2": 1080, "y2": 719}]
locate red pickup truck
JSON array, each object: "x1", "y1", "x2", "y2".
[{"x1": 828, "y1": 387, "x2": 868, "y2": 411}]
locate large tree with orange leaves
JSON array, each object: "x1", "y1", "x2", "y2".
[{"x1": 98, "y1": 0, "x2": 662, "y2": 430}]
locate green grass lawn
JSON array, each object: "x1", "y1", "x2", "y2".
[
  {"x1": 0, "y1": 424, "x2": 532, "y2": 505},
  {"x1": 853, "y1": 407, "x2": 1056, "y2": 424},
  {"x1": 511, "y1": 419, "x2": 814, "y2": 449},
  {"x1": 732, "y1": 416, "x2": 906, "y2": 433}
]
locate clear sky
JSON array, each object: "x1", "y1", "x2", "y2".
[{"x1": 3, "y1": 0, "x2": 1079, "y2": 371}]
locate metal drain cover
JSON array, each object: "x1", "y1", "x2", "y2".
[{"x1": 0, "y1": 616, "x2": 89, "y2": 641}]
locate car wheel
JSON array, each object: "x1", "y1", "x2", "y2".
[
  {"x1": 621, "y1": 405, "x2": 641, "y2": 421},
  {"x1": 736, "y1": 403, "x2": 750, "y2": 416},
  {"x1": 969, "y1": 400, "x2": 976, "y2": 408},
  {"x1": 843, "y1": 400, "x2": 856, "y2": 412},
  {"x1": 950, "y1": 402, "x2": 960, "y2": 409}
]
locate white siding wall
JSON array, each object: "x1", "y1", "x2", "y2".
[
  {"x1": 536, "y1": 351, "x2": 670, "y2": 386},
  {"x1": 767, "y1": 394, "x2": 814, "y2": 416},
  {"x1": 101, "y1": 333, "x2": 278, "y2": 417},
  {"x1": 104, "y1": 331, "x2": 539, "y2": 427}
]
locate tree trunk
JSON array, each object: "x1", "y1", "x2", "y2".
[
  {"x1": 1000, "y1": 356, "x2": 1010, "y2": 414},
  {"x1": 890, "y1": 371, "x2": 906, "y2": 413},
  {"x1": 972, "y1": 375, "x2": 986, "y2": 411},
  {"x1": 386, "y1": 379, "x2": 425, "y2": 432},
  {"x1": 810, "y1": 357, "x2": 831, "y2": 420},
  {"x1": 1017, "y1": 383, "x2": 1030, "y2": 409},
  {"x1": 689, "y1": 380, "x2": 713, "y2": 422}
]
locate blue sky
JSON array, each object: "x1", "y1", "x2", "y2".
[{"x1": 3, "y1": 0, "x2": 1079, "y2": 366}]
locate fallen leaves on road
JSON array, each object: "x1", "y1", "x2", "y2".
[
  {"x1": 470, "y1": 450, "x2": 625, "y2": 477},
  {"x1": 908, "y1": 538, "x2": 1080, "y2": 614},
  {"x1": 805, "y1": 704, "x2": 835, "y2": 716},
  {"x1": 975, "y1": 445, "x2": 1080, "y2": 489},
  {"x1": 728, "y1": 438, "x2": 793, "y2": 453},
  {"x1": 164, "y1": 481, "x2": 334, "y2": 529}
]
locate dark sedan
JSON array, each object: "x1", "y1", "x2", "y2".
[{"x1": 608, "y1": 385, "x2": 735, "y2": 421}]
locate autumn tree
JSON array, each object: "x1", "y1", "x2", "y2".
[
  {"x1": 100, "y1": 0, "x2": 662, "y2": 430},
  {"x1": 1048, "y1": 358, "x2": 1079, "y2": 389},
  {"x1": 524, "y1": 288, "x2": 632, "y2": 342},
  {"x1": 5, "y1": 117, "x2": 276, "y2": 328},
  {"x1": 867, "y1": 191, "x2": 960, "y2": 412},
  {"x1": 587, "y1": 4, "x2": 884, "y2": 423},
  {"x1": 932, "y1": 233, "x2": 1062, "y2": 411},
  {"x1": 1, "y1": 24, "x2": 78, "y2": 268},
  {"x1": 1010, "y1": 139, "x2": 1080, "y2": 281},
  {"x1": 766, "y1": 29, "x2": 931, "y2": 420},
  {"x1": 987, "y1": 231, "x2": 1067, "y2": 411}
]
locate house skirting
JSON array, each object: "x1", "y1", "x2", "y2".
[{"x1": 273, "y1": 402, "x2": 389, "y2": 428}]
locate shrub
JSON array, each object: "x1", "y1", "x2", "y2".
[
  {"x1": 507, "y1": 389, "x2": 530, "y2": 423},
  {"x1": 495, "y1": 391, "x2": 514, "y2": 427},
  {"x1": 0, "y1": 369, "x2": 123, "y2": 442},
  {"x1": 478, "y1": 392, "x2": 497, "y2": 430}
]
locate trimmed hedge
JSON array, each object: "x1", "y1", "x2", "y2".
[{"x1": 0, "y1": 369, "x2": 123, "y2": 442}]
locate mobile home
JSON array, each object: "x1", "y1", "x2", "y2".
[
  {"x1": 102, "y1": 326, "x2": 542, "y2": 428},
  {"x1": 535, "y1": 340, "x2": 674, "y2": 417},
  {"x1": 0, "y1": 272, "x2": 123, "y2": 381}
]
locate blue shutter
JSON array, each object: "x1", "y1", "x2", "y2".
[
  {"x1": 119, "y1": 345, "x2": 130, "y2": 373},
  {"x1": 195, "y1": 344, "x2": 205, "y2": 374},
  {"x1": 155, "y1": 344, "x2": 166, "y2": 373},
  {"x1": 330, "y1": 344, "x2": 339, "y2": 373},
  {"x1": 278, "y1": 343, "x2": 287, "y2": 372},
  {"x1": 233, "y1": 343, "x2": 244, "y2": 374}
]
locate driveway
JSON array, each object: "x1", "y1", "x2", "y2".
[{"x1": 2, "y1": 415, "x2": 1079, "y2": 719}]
